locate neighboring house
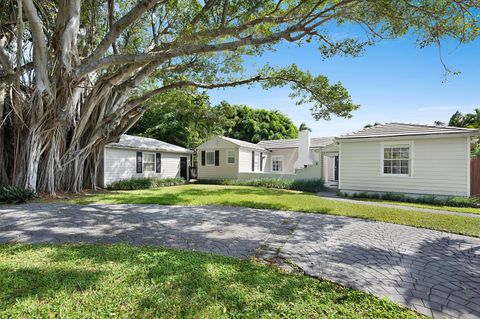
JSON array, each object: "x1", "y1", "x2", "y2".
[
  {"x1": 337, "y1": 123, "x2": 478, "y2": 197},
  {"x1": 99, "y1": 135, "x2": 193, "y2": 187},
  {"x1": 197, "y1": 123, "x2": 479, "y2": 197},
  {"x1": 196, "y1": 130, "x2": 334, "y2": 182}
]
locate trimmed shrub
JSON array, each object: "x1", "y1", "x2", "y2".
[
  {"x1": 0, "y1": 186, "x2": 37, "y2": 204},
  {"x1": 197, "y1": 178, "x2": 324, "y2": 193},
  {"x1": 339, "y1": 191, "x2": 480, "y2": 208},
  {"x1": 107, "y1": 177, "x2": 186, "y2": 190},
  {"x1": 445, "y1": 196, "x2": 480, "y2": 208}
]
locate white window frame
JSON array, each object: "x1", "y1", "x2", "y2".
[
  {"x1": 206, "y1": 150, "x2": 215, "y2": 166},
  {"x1": 143, "y1": 152, "x2": 156, "y2": 172},
  {"x1": 254, "y1": 152, "x2": 260, "y2": 171},
  {"x1": 271, "y1": 155, "x2": 284, "y2": 173},
  {"x1": 380, "y1": 142, "x2": 413, "y2": 177},
  {"x1": 226, "y1": 150, "x2": 236, "y2": 164}
]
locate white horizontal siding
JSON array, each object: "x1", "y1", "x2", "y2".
[
  {"x1": 261, "y1": 148, "x2": 298, "y2": 174},
  {"x1": 238, "y1": 148, "x2": 254, "y2": 172},
  {"x1": 197, "y1": 138, "x2": 239, "y2": 179},
  {"x1": 103, "y1": 147, "x2": 188, "y2": 186},
  {"x1": 339, "y1": 137, "x2": 469, "y2": 196}
]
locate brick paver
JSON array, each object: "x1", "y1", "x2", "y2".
[{"x1": 1, "y1": 204, "x2": 479, "y2": 318}]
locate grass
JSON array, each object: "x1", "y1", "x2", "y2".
[
  {"x1": 354, "y1": 198, "x2": 480, "y2": 215},
  {"x1": 0, "y1": 244, "x2": 422, "y2": 318},
  {"x1": 67, "y1": 184, "x2": 480, "y2": 237}
]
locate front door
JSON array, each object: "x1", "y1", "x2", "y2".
[
  {"x1": 334, "y1": 155, "x2": 339, "y2": 181},
  {"x1": 180, "y1": 157, "x2": 188, "y2": 180}
]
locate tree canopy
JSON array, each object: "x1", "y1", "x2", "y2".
[
  {"x1": 128, "y1": 90, "x2": 226, "y2": 148},
  {"x1": 299, "y1": 123, "x2": 312, "y2": 132},
  {"x1": 1, "y1": 0, "x2": 479, "y2": 192},
  {"x1": 448, "y1": 109, "x2": 480, "y2": 128},
  {"x1": 217, "y1": 102, "x2": 298, "y2": 143},
  {"x1": 128, "y1": 94, "x2": 298, "y2": 147}
]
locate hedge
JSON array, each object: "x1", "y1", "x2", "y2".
[
  {"x1": 107, "y1": 177, "x2": 186, "y2": 190},
  {"x1": 197, "y1": 178, "x2": 324, "y2": 193}
]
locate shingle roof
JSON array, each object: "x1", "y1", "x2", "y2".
[
  {"x1": 257, "y1": 137, "x2": 335, "y2": 149},
  {"x1": 337, "y1": 123, "x2": 479, "y2": 140},
  {"x1": 106, "y1": 135, "x2": 193, "y2": 153},
  {"x1": 220, "y1": 136, "x2": 267, "y2": 151}
]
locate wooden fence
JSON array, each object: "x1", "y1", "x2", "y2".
[{"x1": 471, "y1": 158, "x2": 480, "y2": 197}]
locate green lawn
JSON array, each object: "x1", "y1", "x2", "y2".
[
  {"x1": 0, "y1": 244, "x2": 422, "y2": 318},
  {"x1": 355, "y1": 198, "x2": 480, "y2": 215},
  {"x1": 69, "y1": 184, "x2": 480, "y2": 237}
]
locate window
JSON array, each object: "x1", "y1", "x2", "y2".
[
  {"x1": 254, "y1": 152, "x2": 260, "y2": 170},
  {"x1": 383, "y1": 145, "x2": 410, "y2": 175},
  {"x1": 143, "y1": 153, "x2": 155, "y2": 172},
  {"x1": 227, "y1": 150, "x2": 235, "y2": 164},
  {"x1": 206, "y1": 151, "x2": 215, "y2": 165},
  {"x1": 272, "y1": 156, "x2": 283, "y2": 172}
]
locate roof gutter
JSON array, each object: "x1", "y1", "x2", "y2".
[
  {"x1": 336, "y1": 131, "x2": 480, "y2": 141},
  {"x1": 105, "y1": 144, "x2": 194, "y2": 154}
]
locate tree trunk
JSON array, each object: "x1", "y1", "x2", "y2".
[{"x1": 0, "y1": 81, "x2": 7, "y2": 185}]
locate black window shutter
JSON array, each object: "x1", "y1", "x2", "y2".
[
  {"x1": 201, "y1": 151, "x2": 206, "y2": 166},
  {"x1": 260, "y1": 152, "x2": 263, "y2": 171},
  {"x1": 251, "y1": 151, "x2": 255, "y2": 171},
  {"x1": 214, "y1": 150, "x2": 220, "y2": 166},
  {"x1": 136, "y1": 152, "x2": 143, "y2": 173},
  {"x1": 156, "y1": 153, "x2": 161, "y2": 173}
]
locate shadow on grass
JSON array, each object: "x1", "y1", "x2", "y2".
[
  {"x1": 0, "y1": 244, "x2": 419, "y2": 318},
  {"x1": 0, "y1": 264, "x2": 102, "y2": 308}
]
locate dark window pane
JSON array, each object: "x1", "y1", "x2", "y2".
[
  {"x1": 392, "y1": 160, "x2": 402, "y2": 168},
  {"x1": 401, "y1": 167, "x2": 409, "y2": 174}
]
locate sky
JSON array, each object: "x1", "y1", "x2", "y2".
[{"x1": 208, "y1": 35, "x2": 480, "y2": 137}]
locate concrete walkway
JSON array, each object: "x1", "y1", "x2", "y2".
[
  {"x1": 0, "y1": 204, "x2": 479, "y2": 319},
  {"x1": 317, "y1": 191, "x2": 480, "y2": 219}
]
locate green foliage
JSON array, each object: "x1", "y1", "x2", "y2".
[
  {"x1": 128, "y1": 90, "x2": 225, "y2": 149},
  {"x1": 107, "y1": 177, "x2": 185, "y2": 190},
  {"x1": 364, "y1": 122, "x2": 382, "y2": 129},
  {"x1": 298, "y1": 123, "x2": 312, "y2": 132},
  {"x1": 341, "y1": 192, "x2": 480, "y2": 208},
  {"x1": 129, "y1": 94, "x2": 299, "y2": 146},
  {"x1": 198, "y1": 178, "x2": 323, "y2": 193},
  {"x1": 0, "y1": 244, "x2": 421, "y2": 318},
  {"x1": 217, "y1": 102, "x2": 299, "y2": 143},
  {"x1": 259, "y1": 64, "x2": 359, "y2": 120},
  {"x1": 0, "y1": 186, "x2": 36, "y2": 204},
  {"x1": 448, "y1": 108, "x2": 480, "y2": 128}
]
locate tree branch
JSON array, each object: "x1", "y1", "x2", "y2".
[
  {"x1": 0, "y1": 35, "x2": 13, "y2": 72},
  {"x1": 23, "y1": 0, "x2": 51, "y2": 93},
  {"x1": 57, "y1": 0, "x2": 81, "y2": 71},
  {"x1": 126, "y1": 76, "x2": 263, "y2": 109},
  {"x1": 75, "y1": 21, "x2": 313, "y2": 77},
  {"x1": 0, "y1": 62, "x2": 34, "y2": 84},
  {"x1": 80, "y1": 0, "x2": 164, "y2": 71}
]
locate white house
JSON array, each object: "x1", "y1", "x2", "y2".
[
  {"x1": 196, "y1": 131, "x2": 334, "y2": 182},
  {"x1": 100, "y1": 135, "x2": 193, "y2": 187},
  {"x1": 197, "y1": 123, "x2": 479, "y2": 197},
  {"x1": 336, "y1": 123, "x2": 478, "y2": 197}
]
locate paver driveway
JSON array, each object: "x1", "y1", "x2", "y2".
[{"x1": 1, "y1": 204, "x2": 479, "y2": 319}]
